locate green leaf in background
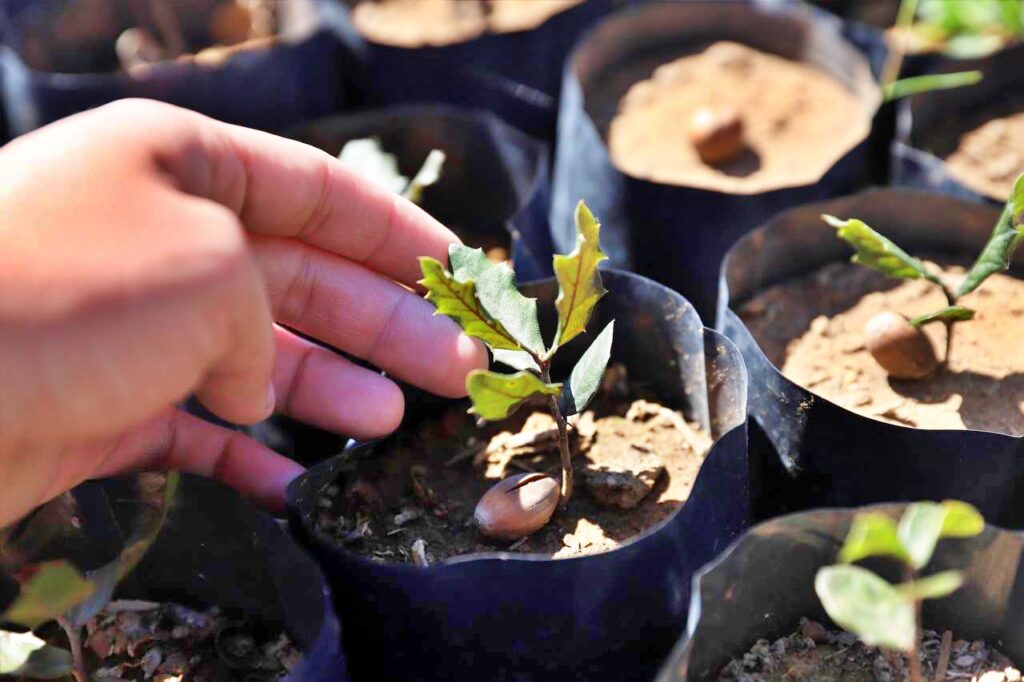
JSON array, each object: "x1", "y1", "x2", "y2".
[
  {"x1": 558, "y1": 321, "x2": 614, "y2": 416},
  {"x1": 419, "y1": 257, "x2": 523, "y2": 351},
  {"x1": 957, "y1": 175, "x2": 1024, "y2": 297},
  {"x1": 883, "y1": 70, "x2": 982, "y2": 101},
  {"x1": 1, "y1": 562, "x2": 93, "y2": 628},
  {"x1": 466, "y1": 370, "x2": 561, "y2": 421},
  {"x1": 491, "y1": 349, "x2": 540, "y2": 372},
  {"x1": 403, "y1": 150, "x2": 446, "y2": 204},
  {"x1": 337, "y1": 138, "x2": 409, "y2": 196},
  {"x1": 937, "y1": 500, "x2": 985, "y2": 537},
  {"x1": 838, "y1": 512, "x2": 911, "y2": 565},
  {"x1": 337, "y1": 138, "x2": 446, "y2": 205},
  {"x1": 823, "y1": 215, "x2": 944, "y2": 285},
  {"x1": 815, "y1": 565, "x2": 916, "y2": 652},
  {"x1": 450, "y1": 245, "x2": 545, "y2": 355},
  {"x1": 0, "y1": 630, "x2": 72, "y2": 679},
  {"x1": 895, "y1": 570, "x2": 964, "y2": 601},
  {"x1": 552, "y1": 201, "x2": 609, "y2": 350},
  {"x1": 908, "y1": 305, "x2": 975, "y2": 327}
]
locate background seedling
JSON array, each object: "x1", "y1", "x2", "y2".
[
  {"x1": 419, "y1": 200, "x2": 613, "y2": 524},
  {"x1": 816, "y1": 501, "x2": 985, "y2": 682},
  {"x1": 888, "y1": 0, "x2": 1024, "y2": 61},
  {"x1": 0, "y1": 473, "x2": 178, "y2": 681},
  {"x1": 823, "y1": 172, "x2": 1024, "y2": 378},
  {"x1": 337, "y1": 137, "x2": 446, "y2": 204}
]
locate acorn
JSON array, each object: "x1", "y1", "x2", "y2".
[
  {"x1": 864, "y1": 311, "x2": 939, "y2": 380},
  {"x1": 474, "y1": 473, "x2": 559, "y2": 540},
  {"x1": 687, "y1": 106, "x2": 745, "y2": 165}
]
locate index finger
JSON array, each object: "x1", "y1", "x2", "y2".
[{"x1": 146, "y1": 102, "x2": 458, "y2": 285}]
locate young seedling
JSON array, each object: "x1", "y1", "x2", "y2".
[
  {"x1": 0, "y1": 472, "x2": 178, "y2": 681},
  {"x1": 337, "y1": 137, "x2": 446, "y2": 204},
  {"x1": 880, "y1": 0, "x2": 984, "y2": 101},
  {"x1": 887, "y1": 0, "x2": 1023, "y2": 63},
  {"x1": 822, "y1": 172, "x2": 1024, "y2": 379},
  {"x1": 815, "y1": 500, "x2": 985, "y2": 682},
  {"x1": 419, "y1": 201, "x2": 613, "y2": 538}
]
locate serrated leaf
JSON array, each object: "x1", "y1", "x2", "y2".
[
  {"x1": 558, "y1": 321, "x2": 614, "y2": 416},
  {"x1": 815, "y1": 565, "x2": 916, "y2": 652},
  {"x1": 419, "y1": 257, "x2": 522, "y2": 351},
  {"x1": 403, "y1": 150, "x2": 446, "y2": 204},
  {"x1": 839, "y1": 512, "x2": 911, "y2": 564},
  {"x1": 908, "y1": 305, "x2": 975, "y2": 327},
  {"x1": 552, "y1": 201, "x2": 608, "y2": 349},
  {"x1": 883, "y1": 70, "x2": 982, "y2": 101},
  {"x1": 466, "y1": 370, "x2": 561, "y2": 421},
  {"x1": 1, "y1": 562, "x2": 93, "y2": 628},
  {"x1": 337, "y1": 138, "x2": 409, "y2": 196},
  {"x1": 895, "y1": 570, "x2": 964, "y2": 601},
  {"x1": 957, "y1": 174, "x2": 1024, "y2": 297},
  {"x1": 0, "y1": 630, "x2": 72, "y2": 678},
  {"x1": 824, "y1": 215, "x2": 944, "y2": 285},
  {"x1": 492, "y1": 349, "x2": 540, "y2": 372},
  {"x1": 450, "y1": 245, "x2": 545, "y2": 355}
]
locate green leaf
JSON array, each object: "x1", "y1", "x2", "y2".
[
  {"x1": 450, "y1": 245, "x2": 545, "y2": 355},
  {"x1": 895, "y1": 570, "x2": 964, "y2": 601},
  {"x1": 1, "y1": 562, "x2": 93, "y2": 628},
  {"x1": 419, "y1": 257, "x2": 523, "y2": 351},
  {"x1": 552, "y1": 201, "x2": 609, "y2": 349},
  {"x1": 815, "y1": 565, "x2": 916, "y2": 652},
  {"x1": 337, "y1": 138, "x2": 409, "y2": 196},
  {"x1": 957, "y1": 174, "x2": 1024, "y2": 297},
  {"x1": 0, "y1": 630, "x2": 72, "y2": 678},
  {"x1": 466, "y1": 370, "x2": 561, "y2": 421},
  {"x1": 492, "y1": 349, "x2": 540, "y2": 372},
  {"x1": 908, "y1": 305, "x2": 975, "y2": 327},
  {"x1": 883, "y1": 70, "x2": 982, "y2": 101},
  {"x1": 935, "y1": 499, "x2": 985, "y2": 537},
  {"x1": 838, "y1": 512, "x2": 911, "y2": 564},
  {"x1": 823, "y1": 215, "x2": 944, "y2": 285},
  {"x1": 403, "y1": 150, "x2": 446, "y2": 204},
  {"x1": 558, "y1": 321, "x2": 614, "y2": 416}
]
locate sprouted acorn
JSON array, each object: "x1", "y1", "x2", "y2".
[
  {"x1": 419, "y1": 200, "x2": 614, "y2": 536},
  {"x1": 687, "y1": 106, "x2": 744, "y2": 166},
  {"x1": 823, "y1": 173, "x2": 1024, "y2": 379},
  {"x1": 864, "y1": 311, "x2": 938, "y2": 380},
  {"x1": 474, "y1": 473, "x2": 560, "y2": 540}
]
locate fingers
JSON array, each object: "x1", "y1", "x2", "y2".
[
  {"x1": 253, "y1": 235, "x2": 487, "y2": 397},
  {"x1": 272, "y1": 327, "x2": 405, "y2": 439},
  {"x1": 92, "y1": 407, "x2": 305, "y2": 512},
  {"x1": 98, "y1": 99, "x2": 459, "y2": 287}
]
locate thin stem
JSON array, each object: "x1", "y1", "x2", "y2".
[
  {"x1": 903, "y1": 565, "x2": 924, "y2": 682},
  {"x1": 939, "y1": 283, "x2": 957, "y2": 369},
  {"x1": 882, "y1": 0, "x2": 920, "y2": 86},
  {"x1": 540, "y1": 362, "x2": 573, "y2": 509},
  {"x1": 56, "y1": 616, "x2": 87, "y2": 682}
]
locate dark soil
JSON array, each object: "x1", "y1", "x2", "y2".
[
  {"x1": 34, "y1": 599, "x2": 300, "y2": 681},
  {"x1": 313, "y1": 368, "x2": 712, "y2": 562},
  {"x1": 739, "y1": 258, "x2": 1024, "y2": 434},
  {"x1": 719, "y1": 618, "x2": 1021, "y2": 682}
]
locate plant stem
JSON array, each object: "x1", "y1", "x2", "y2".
[
  {"x1": 540, "y1": 362, "x2": 573, "y2": 509},
  {"x1": 903, "y1": 565, "x2": 924, "y2": 682},
  {"x1": 940, "y1": 283, "x2": 957, "y2": 369},
  {"x1": 882, "y1": 0, "x2": 920, "y2": 86},
  {"x1": 56, "y1": 615, "x2": 87, "y2": 682}
]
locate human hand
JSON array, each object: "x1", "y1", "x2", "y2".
[{"x1": 0, "y1": 99, "x2": 486, "y2": 526}]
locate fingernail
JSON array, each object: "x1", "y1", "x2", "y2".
[{"x1": 265, "y1": 383, "x2": 277, "y2": 417}]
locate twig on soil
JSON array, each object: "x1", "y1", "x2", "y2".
[
  {"x1": 444, "y1": 427, "x2": 561, "y2": 467},
  {"x1": 507, "y1": 537, "x2": 530, "y2": 551},
  {"x1": 627, "y1": 401, "x2": 713, "y2": 454},
  {"x1": 411, "y1": 539, "x2": 429, "y2": 568},
  {"x1": 934, "y1": 630, "x2": 953, "y2": 682}
]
